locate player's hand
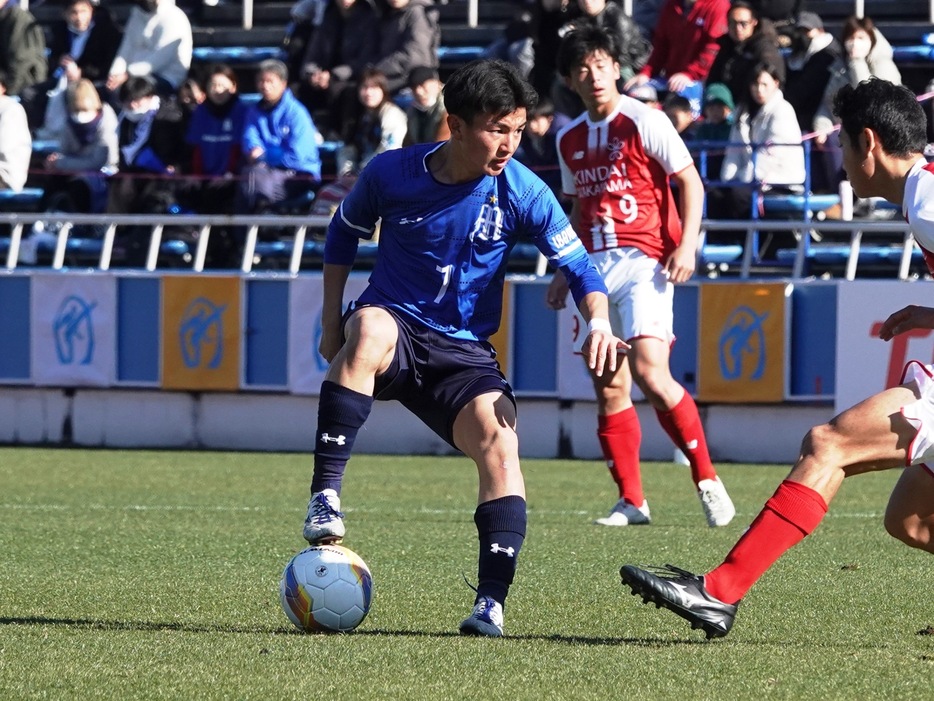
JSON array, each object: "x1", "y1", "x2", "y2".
[
  {"x1": 878, "y1": 305, "x2": 934, "y2": 341},
  {"x1": 581, "y1": 327, "x2": 628, "y2": 377},
  {"x1": 664, "y1": 245, "x2": 696, "y2": 283},
  {"x1": 546, "y1": 273, "x2": 570, "y2": 310},
  {"x1": 318, "y1": 320, "x2": 344, "y2": 362}
]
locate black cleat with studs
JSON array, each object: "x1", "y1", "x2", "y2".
[{"x1": 620, "y1": 564, "x2": 739, "y2": 640}]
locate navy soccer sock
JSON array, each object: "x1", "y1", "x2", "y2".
[
  {"x1": 474, "y1": 495, "x2": 527, "y2": 608},
  {"x1": 310, "y1": 380, "x2": 373, "y2": 495}
]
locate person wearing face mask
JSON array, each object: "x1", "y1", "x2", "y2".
[
  {"x1": 107, "y1": 75, "x2": 188, "y2": 266},
  {"x1": 812, "y1": 15, "x2": 901, "y2": 148},
  {"x1": 106, "y1": 0, "x2": 193, "y2": 99},
  {"x1": 40, "y1": 79, "x2": 118, "y2": 215}
]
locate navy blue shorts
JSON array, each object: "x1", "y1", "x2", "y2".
[{"x1": 345, "y1": 305, "x2": 516, "y2": 448}]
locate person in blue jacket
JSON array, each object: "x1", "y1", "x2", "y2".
[{"x1": 239, "y1": 58, "x2": 321, "y2": 215}]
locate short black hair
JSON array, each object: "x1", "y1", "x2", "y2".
[
  {"x1": 556, "y1": 23, "x2": 619, "y2": 78},
  {"x1": 749, "y1": 60, "x2": 783, "y2": 87},
  {"x1": 663, "y1": 94, "x2": 692, "y2": 113},
  {"x1": 442, "y1": 59, "x2": 538, "y2": 125},
  {"x1": 833, "y1": 79, "x2": 927, "y2": 158},
  {"x1": 120, "y1": 75, "x2": 156, "y2": 103}
]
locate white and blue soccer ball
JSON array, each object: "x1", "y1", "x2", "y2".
[{"x1": 280, "y1": 544, "x2": 373, "y2": 632}]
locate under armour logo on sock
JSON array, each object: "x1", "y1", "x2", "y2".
[
  {"x1": 490, "y1": 543, "x2": 515, "y2": 557},
  {"x1": 685, "y1": 439, "x2": 698, "y2": 451},
  {"x1": 320, "y1": 433, "x2": 347, "y2": 445}
]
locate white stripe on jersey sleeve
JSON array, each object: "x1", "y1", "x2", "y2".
[
  {"x1": 338, "y1": 201, "x2": 377, "y2": 235},
  {"x1": 548, "y1": 238, "x2": 585, "y2": 262}
]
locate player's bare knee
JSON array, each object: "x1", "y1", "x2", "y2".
[
  {"x1": 800, "y1": 423, "x2": 846, "y2": 469},
  {"x1": 883, "y1": 511, "x2": 930, "y2": 550},
  {"x1": 344, "y1": 311, "x2": 396, "y2": 364}
]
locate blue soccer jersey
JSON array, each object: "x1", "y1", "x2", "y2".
[{"x1": 324, "y1": 142, "x2": 607, "y2": 341}]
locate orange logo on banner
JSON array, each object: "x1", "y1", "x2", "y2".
[
  {"x1": 162, "y1": 276, "x2": 241, "y2": 390},
  {"x1": 697, "y1": 283, "x2": 786, "y2": 403}
]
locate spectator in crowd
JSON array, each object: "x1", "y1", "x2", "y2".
[
  {"x1": 813, "y1": 15, "x2": 902, "y2": 147},
  {"x1": 663, "y1": 93, "x2": 698, "y2": 140},
  {"x1": 22, "y1": 0, "x2": 122, "y2": 129},
  {"x1": 108, "y1": 76, "x2": 187, "y2": 266},
  {"x1": 626, "y1": 0, "x2": 729, "y2": 98},
  {"x1": 706, "y1": 0, "x2": 783, "y2": 110},
  {"x1": 338, "y1": 68, "x2": 407, "y2": 176},
  {"x1": 513, "y1": 98, "x2": 561, "y2": 193},
  {"x1": 239, "y1": 59, "x2": 321, "y2": 218},
  {"x1": 0, "y1": 0, "x2": 47, "y2": 97},
  {"x1": 403, "y1": 66, "x2": 450, "y2": 146},
  {"x1": 40, "y1": 79, "x2": 118, "y2": 214},
  {"x1": 281, "y1": 0, "x2": 330, "y2": 81},
  {"x1": 296, "y1": 0, "x2": 379, "y2": 140},
  {"x1": 107, "y1": 0, "x2": 193, "y2": 99},
  {"x1": 632, "y1": 0, "x2": 667, "y2": 42},
  {"x1": 783, "y1": 11, "x2": 845, "y2": 192},
  {"x1": 707, "y1": 62, "x2": 804, "y2": 222},
  {"x1": 0, "y1": 70, "x2": 31, "y2": 192},
  {"x1": 783, "y1": 11, "x2": 843, "y2": 134},
  {"x1": 550, "y1": 0, "x2": 652, "y2": 118},
  {"x1": 46, "y1": 0, "x2": 122, "y2": 90},
  {"x1": 373, "y1": 0, "x2": 440, "y2": 96},
  {"x1": 480, "y1": 1, "x2": 536, "y2": 80},
  {"x1": 177, "y1": 77, "x2": 205, "y2": 124},
  {"x1": 748, "y1": 0, "x2": 803, "y2": 42},
  {"x1": 626, "y1": 82, "x2": 660, "y2": 109},
  {"x1": 181, "y1": 63, "x2": 247, "y2": 266},
  {"x1": 529, "y1": 0, "x2": 580, "y2": 100},
  {"x1": 693, "y1": 82, "x2": 734, "y2": 179}
]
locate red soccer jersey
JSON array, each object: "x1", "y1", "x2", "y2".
[
  {"x1": 902, "y1": 159, "x2": 934, "y2": 274},
  {"x1": 556, "y1": 96, "x2": 694, "y2": 260}
]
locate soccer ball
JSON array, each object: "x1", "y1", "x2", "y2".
[{"x1": 279, "y1": 544, "x2": 373, "y2": 632}]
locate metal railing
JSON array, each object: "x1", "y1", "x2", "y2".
[{"x1": 0, "y1": 212, "x2": 920, "y2": 280}]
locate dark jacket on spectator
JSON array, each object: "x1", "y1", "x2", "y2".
[
  {"x1": 706, "y1": 17, "x2": 783, "y2": 109},
  {"x1": 374, "y1": 0, "x2": 439, "y2": 94},
  {"x1": 783, "y1": 31, "x2": 844, "y2": 133},
  {"x1": 302, "y1": 0, "x2": 380, "y2": 83},
  {"x1": 47, "y1": 6, "x2": 123, "y2": 85},
  {"x1": 0, "y1": 0, "x2": 47, "y2": 96}
]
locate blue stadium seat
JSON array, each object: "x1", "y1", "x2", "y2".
[
  {"x1": 192, "y1": 46, "x2": 285, "y2": 64},
  {"x1": 437, "y1": 46, "x2": 486, "y2": 63},
  {"x1": 761, "y1": 193, "x2": 841, "y2": 219},
  {"x1": 0, "y1": 188, "x2": 45, "y2": 212}
]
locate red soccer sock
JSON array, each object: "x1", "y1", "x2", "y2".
[
  {"x1": 597, "y1": 408, "x2": 644, "y2": 506},
  {"x1": 655, "y1": 391, "x2": 716, "y2": 485},
  {"x1": 704, "y1": 480, "x2": 829, "y2": 604}
]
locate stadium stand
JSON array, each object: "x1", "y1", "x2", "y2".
[{"x1": 6, "y1": 0, "x2": 932, "y2": 275}]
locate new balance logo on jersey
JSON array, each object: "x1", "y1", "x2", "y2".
[
  {"x1": 572, "y1": 150, "x2": 584, "y2": 160},
  {"x1": 490, "y1": 543, "x2": 515, "y2": 557},
  {"x1": 320, "y1": 433, "x2": 346, "y2": 445},
  {"x1": 470, "y1": 203, "x2": 504, "y2": 243}
]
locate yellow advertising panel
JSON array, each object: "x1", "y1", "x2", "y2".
[
  {"x1": 162, "y1": 276, "x2": 241, "y2": 391},
  {"x1": 697, "y1": 283, "x2": 786, "y2": 403},
  {"x1": 488, "y1": 280, "x2": 511, "y2": 381}
]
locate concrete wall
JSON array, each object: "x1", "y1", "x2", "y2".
[{"x1": 0, "y1": 387, "x2": 831, "y2": 464}]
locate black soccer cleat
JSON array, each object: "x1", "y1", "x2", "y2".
[{"x1": 620, "y1": 564, "x2": 739, "y2": 639}]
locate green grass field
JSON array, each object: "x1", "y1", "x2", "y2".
[{"x1": 0, "y1": 447, "x2": 931, "y2": 700}]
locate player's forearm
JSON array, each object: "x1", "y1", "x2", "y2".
[
  {"x1": 676, "y1": 168, "x2": 705, "y2": 252},
  {"x1": 577, "y1": 290, "x2": 611, "y2": 326},
  {"x1": 321, "y1": 263, "x2": 352, "y2": 326}
]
